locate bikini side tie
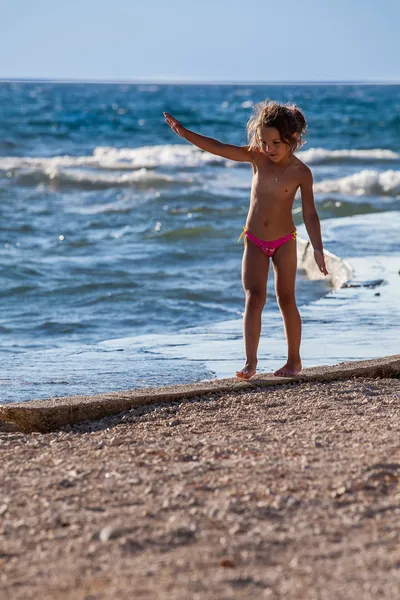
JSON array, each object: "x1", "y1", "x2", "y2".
[{"x1": 238, "y1": 226, "x2": 246, "y2": 242}]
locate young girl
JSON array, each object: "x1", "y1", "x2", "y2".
[{"x1": 164, "y1": 100, "x2": 328, "y2": 379}]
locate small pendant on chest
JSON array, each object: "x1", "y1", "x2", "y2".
[{"x1": 274, "y1": 176, "x2": 278, "y2": 183}]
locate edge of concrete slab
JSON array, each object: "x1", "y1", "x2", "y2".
[{"x1": 1, "y1": 355, "x2": 399, "y2": 433}]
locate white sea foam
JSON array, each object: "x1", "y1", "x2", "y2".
[
  {"x1": 297, "y1": 237, "x2": 353, "y2": 290},
  {"x1": 0, "y1": 155, "x2": 97, "y2": 171},
  {"x1": 2, "y1": 147, "x2": 400, "y2": 196},
  {"x1": 14, "y1": 166, "x2": 180, "y2": 189},
  {"x1": 314, "y1": 169, "x2": 400, "y2": 196},
  {"x1": 1, "y1": 146, "x2": 398, "y2": 177},
  {"x1": 92, "y1": 145, "x2": 225, "y2": 168},
  {"x1": 298, "y1": 147, "x2": 400, "y2": 164},
  {"x1": 0, "y1": 145, "x2": 226, "y2": 174}
]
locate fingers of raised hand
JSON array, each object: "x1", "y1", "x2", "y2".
[
  {"x1": 166, "y1": 120, "x2": 183, "y2": 137},
  {"x1": 164, "y1": 118, "x2": 181, "y2": 135},
  {"x1": 164, "y1": 113, "x2": 177, "y2": 126}
]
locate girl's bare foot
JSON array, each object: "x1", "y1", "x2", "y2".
[
  {"x1": 274, "y1": 360, "x2": 302, "y2": 377},
  {"x1": 236, "y1": 361, "x2": 257, "y2": 380}
]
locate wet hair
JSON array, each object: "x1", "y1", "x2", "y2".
[{"x1": 246, "y1": 100, "x2": 307, "y2": 152}]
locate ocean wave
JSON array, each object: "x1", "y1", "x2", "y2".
[
  {"x1": 0, "y1": 155, "x2": 97, "y2": 171},
  {"x1": 314, "y1": 169, "x2": 400, "y2": 196},
  {"x1": 2, "y1": 145, "x2": 398, "y2": 177},
  {"x1": 297, "y1": 237, "x2": 353, "y2": 290},
  {"x1": 0, "y1": 285, "x2": 37, "y2": 298},
  {"x1": 13, "y1": 166, "x2": 184, "y2": 190},
  {"x1": 92, "y1": 145, "x2": 226, "y2": 168},
  {"x1": 0, "y1": 140, "x2": 17, "y2": 149},
  {"x1": 299, "y1": 148, "x2": 400, "y2": 165},
  {"x1": 2, "y1": 147, "x2": 400, "y2": 195},
  {"x1": 0, "y1": 144, "x2": 226, "y2": 175},
  {"x1": 35, "y1": 320, "x2": 90, "y2": 333}
]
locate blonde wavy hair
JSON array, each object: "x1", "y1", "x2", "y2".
[{"x1": 247, "y1": 100, "x2": 307, "y2": 152}]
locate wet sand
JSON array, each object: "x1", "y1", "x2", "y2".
[{"x1": 1, "y1": 376, "x2": 400, "y2": 599}]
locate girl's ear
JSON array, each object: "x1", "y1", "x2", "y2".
[{"x1": 292, "y1": 132, "x2": 299, "y2": 140}]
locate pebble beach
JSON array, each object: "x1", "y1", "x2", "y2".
[{"x1": 2, "y1": 375, "x2": 400, "y2": 599}]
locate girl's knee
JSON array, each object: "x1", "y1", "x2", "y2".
[
  {"x1": 245, "y1": 288, "x2": 266, "y2": 310},
  {"x1": 276, "y1": 292, "x2": 297, "y2": 310}
]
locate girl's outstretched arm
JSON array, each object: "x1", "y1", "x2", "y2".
[
  {"x1": 164, "y1": 112, "x2": 253, "y2": 163},
  {"x1": 300, "y1": 166, "x2": 329, "y2": 275}
]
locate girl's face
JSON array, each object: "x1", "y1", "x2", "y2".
[{"x1": 259, "y1": 125, "x2": 293, "y2": 163}]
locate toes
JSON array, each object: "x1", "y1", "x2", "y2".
[
  {"x1": 274, "y1": 369, "x2": 299, "y2": 377},
  {"x1": 236, "y1": 371, "x2": 250, "y2": 380},
  {"x1": 236, "y1": 369, "x2": 256, "y2": 380}
]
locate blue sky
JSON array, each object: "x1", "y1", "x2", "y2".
[{"x1": 1, "y1": 0, "x2": 399, "y2": 82}]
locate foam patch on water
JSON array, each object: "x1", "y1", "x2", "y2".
[
  {"x1": 0, "y1": 144, "x2": 226, "y2": 173},
  {"x1": 314, "y1": 169, "x2": 400, "y2": 196},
  {"x1": 13, "y1": 166, "x2": 182, "y2": 190},
  {"x1": 2, "y1": 147, "x2": 400, "y2": 194},
  {"x1": 297, "y1": 237, "x2": 353, "y2": 290},
  {"x1": 97, "y1": 145, "x2": 227, "y2": 168},
  {"x1": 1, "y1": 146, "x2": 398, "y2": 180},
  {"x1": 299, "y1": 148, "x2": 400, "y2": 164}
]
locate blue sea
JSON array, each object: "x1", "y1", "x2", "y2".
[{"x1": 0, "y1": 82, "x2": 399, "y2": 403}]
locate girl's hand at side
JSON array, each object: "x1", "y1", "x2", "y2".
[
  {"x1": 314, "y1": 249, "x2": 329, "y2": 275},
  {"x1": 164, "y1": 112, "x2": 186, "y2": 138}
]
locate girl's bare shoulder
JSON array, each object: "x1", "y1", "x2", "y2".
[{"x1": 293, "y1": 156, "x2": 312, "y2": 179}]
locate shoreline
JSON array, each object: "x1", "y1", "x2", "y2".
[{"x1": 0, "y1": 355, "x2": 399, "y2": 433}]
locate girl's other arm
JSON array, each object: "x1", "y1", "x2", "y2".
[
  {"x1": 300, "y1": 166, "x2": 328, "y2": 275},
  {"x1": 164, "y1": 112, "x2": 253, "y2": 163}
]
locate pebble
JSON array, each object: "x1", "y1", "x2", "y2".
[
  {"x1": 220, "y1": 558, "x2": 235, "y2": 568},
  {"x1": 99, "y1": 525, "x2": 117, "y2": 543}
]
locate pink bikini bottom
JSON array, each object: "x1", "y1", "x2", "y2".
[{"x1": 238, "y1": 227, "x2": 297, "y2": 257}]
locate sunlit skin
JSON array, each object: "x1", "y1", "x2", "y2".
[
  {"x1": 164, "y1": 111, "x2": 328, "y2": 378},
  {"x1": 259, "y1": 124, "x2": 293, "y2": 163}
]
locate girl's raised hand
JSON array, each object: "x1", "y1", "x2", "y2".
[
  {"x1": 314, "y1": 249, "x2": 329, "y2": 276},
  {"x1": 163, "y1": 112, "x2": 186, "y2": 138}
]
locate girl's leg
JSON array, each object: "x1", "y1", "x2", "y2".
[
  {"x1": 272, "y1": 238, "x2": 302, "y2": 376},
  {"x1": 236, "y1": 238, "x2": 269, "y2": 379}
]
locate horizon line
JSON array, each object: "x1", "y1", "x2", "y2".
[{"x1": 1, "y1": 77, "x2": 400, "y2": 86}]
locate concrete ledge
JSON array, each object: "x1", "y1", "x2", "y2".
[{"x1": 0, "y1": 355, "x2": 399, "y2": 433}]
